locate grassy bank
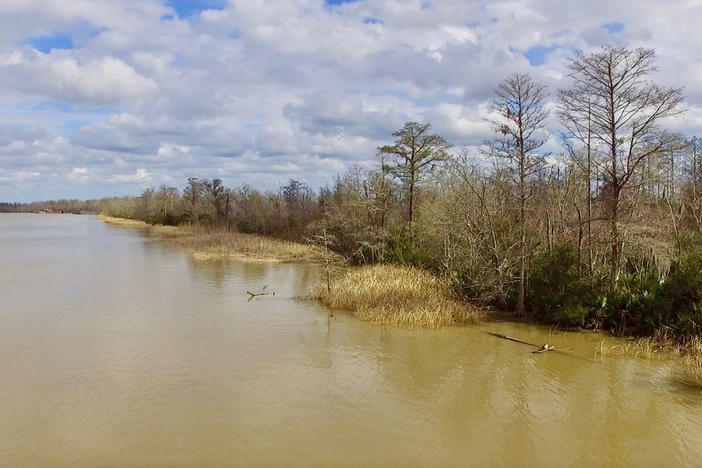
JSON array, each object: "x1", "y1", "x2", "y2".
[
  {"x1": 596, "y1": 332, "x2": 702, "y2": 387},
  {"x1": 314, "y1": 264, "x2": 483, "y2": 328},
  {"x1": 101, "y1": 214, "x2": 481, "y2": 328},
  {"x1": 99, "y1": 215, "x2": 323, "y2": 263}
]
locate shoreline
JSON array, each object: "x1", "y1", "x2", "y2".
[
  {"x1": 98, "y1": 215, "x2": 324, "y2": 264},
  {"x1": 99, "y1": 215, "x2": 482, "y2": 327},
  {"x1": 98, "y1": 214, "x2": 702, "y2": 385}
]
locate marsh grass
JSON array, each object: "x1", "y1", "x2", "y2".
[
  {"x1": 595, "y1": 337, "x2": 668, "y2": 359},
  {"x1": 315, "y1": 264, "x2": 483, "y2": 328},
  {"x1": 680, "y1": 339, "x2": 702, "y2": 388},
  {"x1": 595, "y1": 330, "x2": 702, "y2": 388},
  {"x1": 99, "y1": 215, "x2": 323, "y2": 263}
]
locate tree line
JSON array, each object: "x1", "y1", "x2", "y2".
[{"x1": 7, "y1": 45, "x2": 702, "y2": 337}]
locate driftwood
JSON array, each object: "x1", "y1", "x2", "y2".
[
  {"x1": 486, "y1": 332, "x2": 574, "y2": 355},
  {"x1": 486, "y1": 332, "x2": 538, "y2": 347},
  {"x1": 246, "y1": 291, "x2": 274, "y2": 297},
  {"x1": 246, "y1": 285, "x2": 275, "y2": 301}
]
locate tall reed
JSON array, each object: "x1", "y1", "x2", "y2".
[{"x1": 315, "y1": 264, "x2": 482, "y2": 328}]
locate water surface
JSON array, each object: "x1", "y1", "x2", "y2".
[{"x1": 1, "y1": 214, "x2": 701, "y2": 467}]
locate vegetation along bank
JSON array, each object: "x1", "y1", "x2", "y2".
[{"x1": 9, "y1": 46, "x2": 702, "y2": 381}]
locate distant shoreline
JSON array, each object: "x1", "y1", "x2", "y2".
[{"x1": 98, "y1": 215, "x2": 322, "y2": 264}]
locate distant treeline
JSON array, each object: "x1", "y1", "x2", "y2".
[
  {"x1": 0, "y1": 198, "x2": 131, "y2": 214},
  {"x1": 8, "y1": 45, "x2": 702, "y2": 338}
]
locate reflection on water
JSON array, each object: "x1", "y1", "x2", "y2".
[{"x1": 0, "y1": 214, "x2": 701, "y2": 467}]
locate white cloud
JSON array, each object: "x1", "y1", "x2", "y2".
[
  {"x1": 67, "y1": 167, "x2": 89, "y2": 181},
  {"x1": 0, "y1": 52, "x2": 158, "y2": 105},
  {"x1": 0, "y1": 0, "x2": 701, "y2": 201},
  {"x1": 107, "y1": 168, "x2": 152, "y2": 183}
]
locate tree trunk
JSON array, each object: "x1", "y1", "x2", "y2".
[
  {"x1": 609, "y1": 75, "x2": 620, "y2": 287},
  {"x1": 586, "y1": 102, "x2": 593, "y2": 275},
  {"x1": 516, "y1": 150, "x2": 526, "y2": 317},
  {"x1": 610, "y1": 185, "x2": 621, "y2": 285},
  {"x1": 408, "y1": 178, "x2": 414, "y2": 224}
]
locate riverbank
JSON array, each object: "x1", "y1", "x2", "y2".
[
  {"x1": 98, "y1": 215, "x2": 702, "y2": 385},
  {"x1": 100, "y1": 215, "x2": 482, "y2": 328},
  {"x1": 98, "y1": 215, "x2": 323, "y2": 263}
]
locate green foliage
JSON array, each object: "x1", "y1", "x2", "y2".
[
  {"x1": 381, "y1": 226, "x2": 421, "y2": 264},
  {"x1": 598, "y1": 267, "x2": 666, "y2": 335},
  {"x1": 528, "y1": 245, "x2": 593, "y2": 326},
  {"x1": 663, "y1": 238, "x2": 702, "y2": 335},
  {"x1": 598, "y1": 243, "x2": 702, "y2": 336}
]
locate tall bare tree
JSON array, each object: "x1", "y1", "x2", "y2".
[
  {"x1": 559, "y1": 46, "x2": 684, "y2": 284},
  {"x1": 379, "y1": 122, "x2": 450, "y2": 227},
  {"x1": 487, "y1": 73, "x2": 550, "y2": 316},
  {"x1": 559, "y1": 93, "x2": 596, "y2": 274},
  {"x1": 689, "y1": 137, "x2": 702, "y2": 228}
]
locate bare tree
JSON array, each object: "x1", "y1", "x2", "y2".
[
  {"x1": 378, "y1": 122, "x2": 450, "y2": 227},
  {"x1": 688, "y1": 137, "x2": 702, "y2": 228},
  {"x1": 559, "y1": 92, "x2": 597, "y2": 274},
  {"x1": 559, "y1": 46, "x2": 684, "y2": 284},
  {"x1": 486, "y1": 73, "x2": 550, "y2": 316}
]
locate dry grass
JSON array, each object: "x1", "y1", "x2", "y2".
[
  {"x1": 596, "y1": 331, "x2": 702, "y2": 388},
  {"x1": 99, "y1": 215, "x2": 323, "y2": 263},
  {"x1": 680, "y1": 339, "x2": 702, "y2": 388},
  {"x1": 315, "y1": 264, "x2": 482, "y2": 328},
  {"x1": 98, "y1": 215, "x2": 150, "y2": 229}
]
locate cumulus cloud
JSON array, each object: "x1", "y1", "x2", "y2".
[
  {"x1": 67, "y1": 167, "x2": 89, "y2": 181},
  {"x1": 0, "y1": 0, "x2": 701, "y2": 201},
  {"x1": 107, "y1": 168, "x2": 152, "y2": 183},
  {"x1": 1, "y1": 51, "x2": 158, "y2": 105}
]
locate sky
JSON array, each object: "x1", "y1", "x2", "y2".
[{"x1": 1, "y1": 0, "x2": 701, "y2": 202}]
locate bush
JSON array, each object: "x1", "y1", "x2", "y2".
[
  {"x1": 381, "y1": 226, "x2": 433, "y2": 266},
  {"x1": 599, "y1": 267, "x2": 667, "y2": 335},
  {"x1": 663, "y1": 239, "x2": 702, "y2": 335},
  {"x1": 596, "y1": 243, "x2": 702, "y2": 336},
  {"x1": 528, "y1": 245, "x2": 593, "y2": 326}
]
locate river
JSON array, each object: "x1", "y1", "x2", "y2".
[{"x1": 1, "y1": 213, "x2": 701, "y2": 467}]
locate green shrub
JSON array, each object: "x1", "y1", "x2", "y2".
[
  {"x1": 381, "y1": 226, "x2": 437, "y2": 267},
  {"x1": 599, "y1": 267, "x2": 667, "y2": 335},
  {"x1": 596, "y1": 242, "x2": 702, "y2": 336},
  {"x1": 552, "y1": 304, "x2": 590, "y2": 325},
  {"x1": 529, "y1": 245, "x2": 593, "y2": 326},
  {"x1": 663, "y1": 239, "x2": 702, "y2": 335}
]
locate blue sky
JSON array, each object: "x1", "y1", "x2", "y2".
[
  {"x1": 24, "y1": 33, "x2": 74, "y2": 53},
  {"x1": 166, "y1": 0, "x2": 227, "y2": 18},
  {"x1": 0, "y1": 0, "x2": 700, "y2": 202},
  {"x1": 523, "y1": 45, "x2": 559, "y2": 66}
]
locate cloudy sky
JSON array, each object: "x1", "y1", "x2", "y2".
[{"x1": 1, "y1": 0, "x2": 701, "y2": 202}]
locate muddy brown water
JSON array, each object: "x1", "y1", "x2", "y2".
[{"x1": 1, "y1": 214, "x2": 701, "y2": 467}]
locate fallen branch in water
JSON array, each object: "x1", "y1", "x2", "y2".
[
  {"x1": 247, "y1": 286, "x2": 275, "y2": 301},
  {"x1": 486, "y1": 332, "x2": 538, "y2": 347},
  {"x1": 486, "y1": 332, "x2": 575, "y2": 355},
  {"x1": 247, "y1": 291, "x2": 272, "y2": 297}
]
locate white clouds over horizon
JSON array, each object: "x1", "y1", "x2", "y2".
[{"x1": 1, "y1": 0, "x2": 701, "y2": 202}]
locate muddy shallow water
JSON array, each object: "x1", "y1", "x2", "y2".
[{"x1": 1, "y1": 214, "x2": 700, "y2": 467}]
